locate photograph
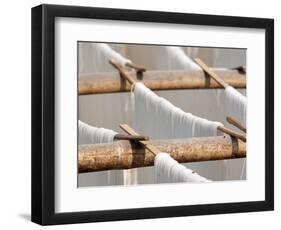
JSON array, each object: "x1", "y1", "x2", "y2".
[
  {"x1": 30, "y1": 4, "x2": 274, "y2": 225},
  {"x1": 77, "y1": 42, "x2": 247, "y2": 187}
]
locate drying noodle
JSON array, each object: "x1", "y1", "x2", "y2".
[
  {"x1": 133, "y1": 82, "x2": 222, "y2": 140},
  {"x1": 225, "y1": 86, "x2": 247, "y2": 126},
  {"x1": 155, "y1": 153, "x2": 211, "y2": 183},
  {"x1": 78, "y1": 120, "x2": 117, "y2": 144}
]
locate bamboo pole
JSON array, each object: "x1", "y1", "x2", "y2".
[
  {"x1": 79, "y1": 136, "x2": 246, "y2": 173},
  {"x1": 79, "y1": 69, "x2": 246, "y2": 95}
]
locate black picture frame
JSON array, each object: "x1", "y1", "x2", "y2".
[{"x1": 31, "y1": 4, "x2": 274, "y2": 225}]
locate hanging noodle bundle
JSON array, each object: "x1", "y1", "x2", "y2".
[
  {"x1": 165, "y1": 47, "x2": 202, "y2": 71},
  {"x1": 93, "y1": 43, "x2": 131, "y2": 67},
  {"x1": 133, "y1": 82, "x2": 222, "y2": 140},
  {"x1": 155, "y1": 153, "x2": 211, "y2": 183},
  {"x1": 225, "y1": 86, "x2": 247, "y2": 126},
  {"x1": 78, "y1": 120, "x2": 117, "y2": 145},
  {"x1": 79, "y1": 43, "x2": 131, "y2": 75}
]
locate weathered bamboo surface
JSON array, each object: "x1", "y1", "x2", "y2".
[
  {"x1": 79, "y1": 69, "x2": 246, "y2": 95},
  {"x1": 79, "y1": 136, "x2": 246, "y2": 173}
]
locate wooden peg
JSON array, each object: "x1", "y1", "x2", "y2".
[
  {"x1": 125, "y1": 62, "x2": 146, "y2": 73},
  {"x1": 119, "y1": 124, "x2": 160, "y2": 155},
  {"x1": 232, "y1": 65, "x2": 246, "y2": 74},
  {"x1": 114, "y1": 133, "x2": 149, "y2": 141},
  {"x1": 194, "y1": 58, "x2": 229, "y2": 88},
  {"x1": 217, "y1": 125, "x2": 246, "y2": 142},
  {"x1": 226, "y1": 116, "x2": 246, "y2": 133},
  {"x1": 109, "y1": 59, "x2": 136, "y2": 85}
]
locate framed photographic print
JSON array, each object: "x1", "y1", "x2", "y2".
[{"x1": 31, "y1": 4, "x2": 274, "y2": 225}]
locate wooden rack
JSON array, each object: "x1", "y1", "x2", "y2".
[{"x1": 78, "y1": 58, "x2": 247, "y2": 173}]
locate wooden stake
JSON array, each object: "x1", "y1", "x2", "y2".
[
  {"x1": 114, "y1": 133, "x2": 149, "y2": 141},
  {"x1": 218, "y1": 126, "x2": 246, "y2": 142},
  {"x1": 226, "y1": 116, "x2": 247, "y2": 133},
  {"x1": 195, "y1": 58, "x2": 229, "y2": 88},
  {"x1": 233, "y1": 65, "x2": 246, "y2": 74},
  {"x1": 109, "y1": 59, "x2": 136, "y2": 85},
  {"x1": 119, "y1": 124, "x2": 161, "y2": 155},
  {"x1": 125, "y1": 62, "x2": 146, "y2": 73}
]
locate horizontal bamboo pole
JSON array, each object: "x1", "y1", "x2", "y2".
[
  {"x1": 79, "y1": 69, "x2": 246, "y2": 95},
  {"x1": 79, "y1": 136, "x2": 246, "y2": 173}
]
